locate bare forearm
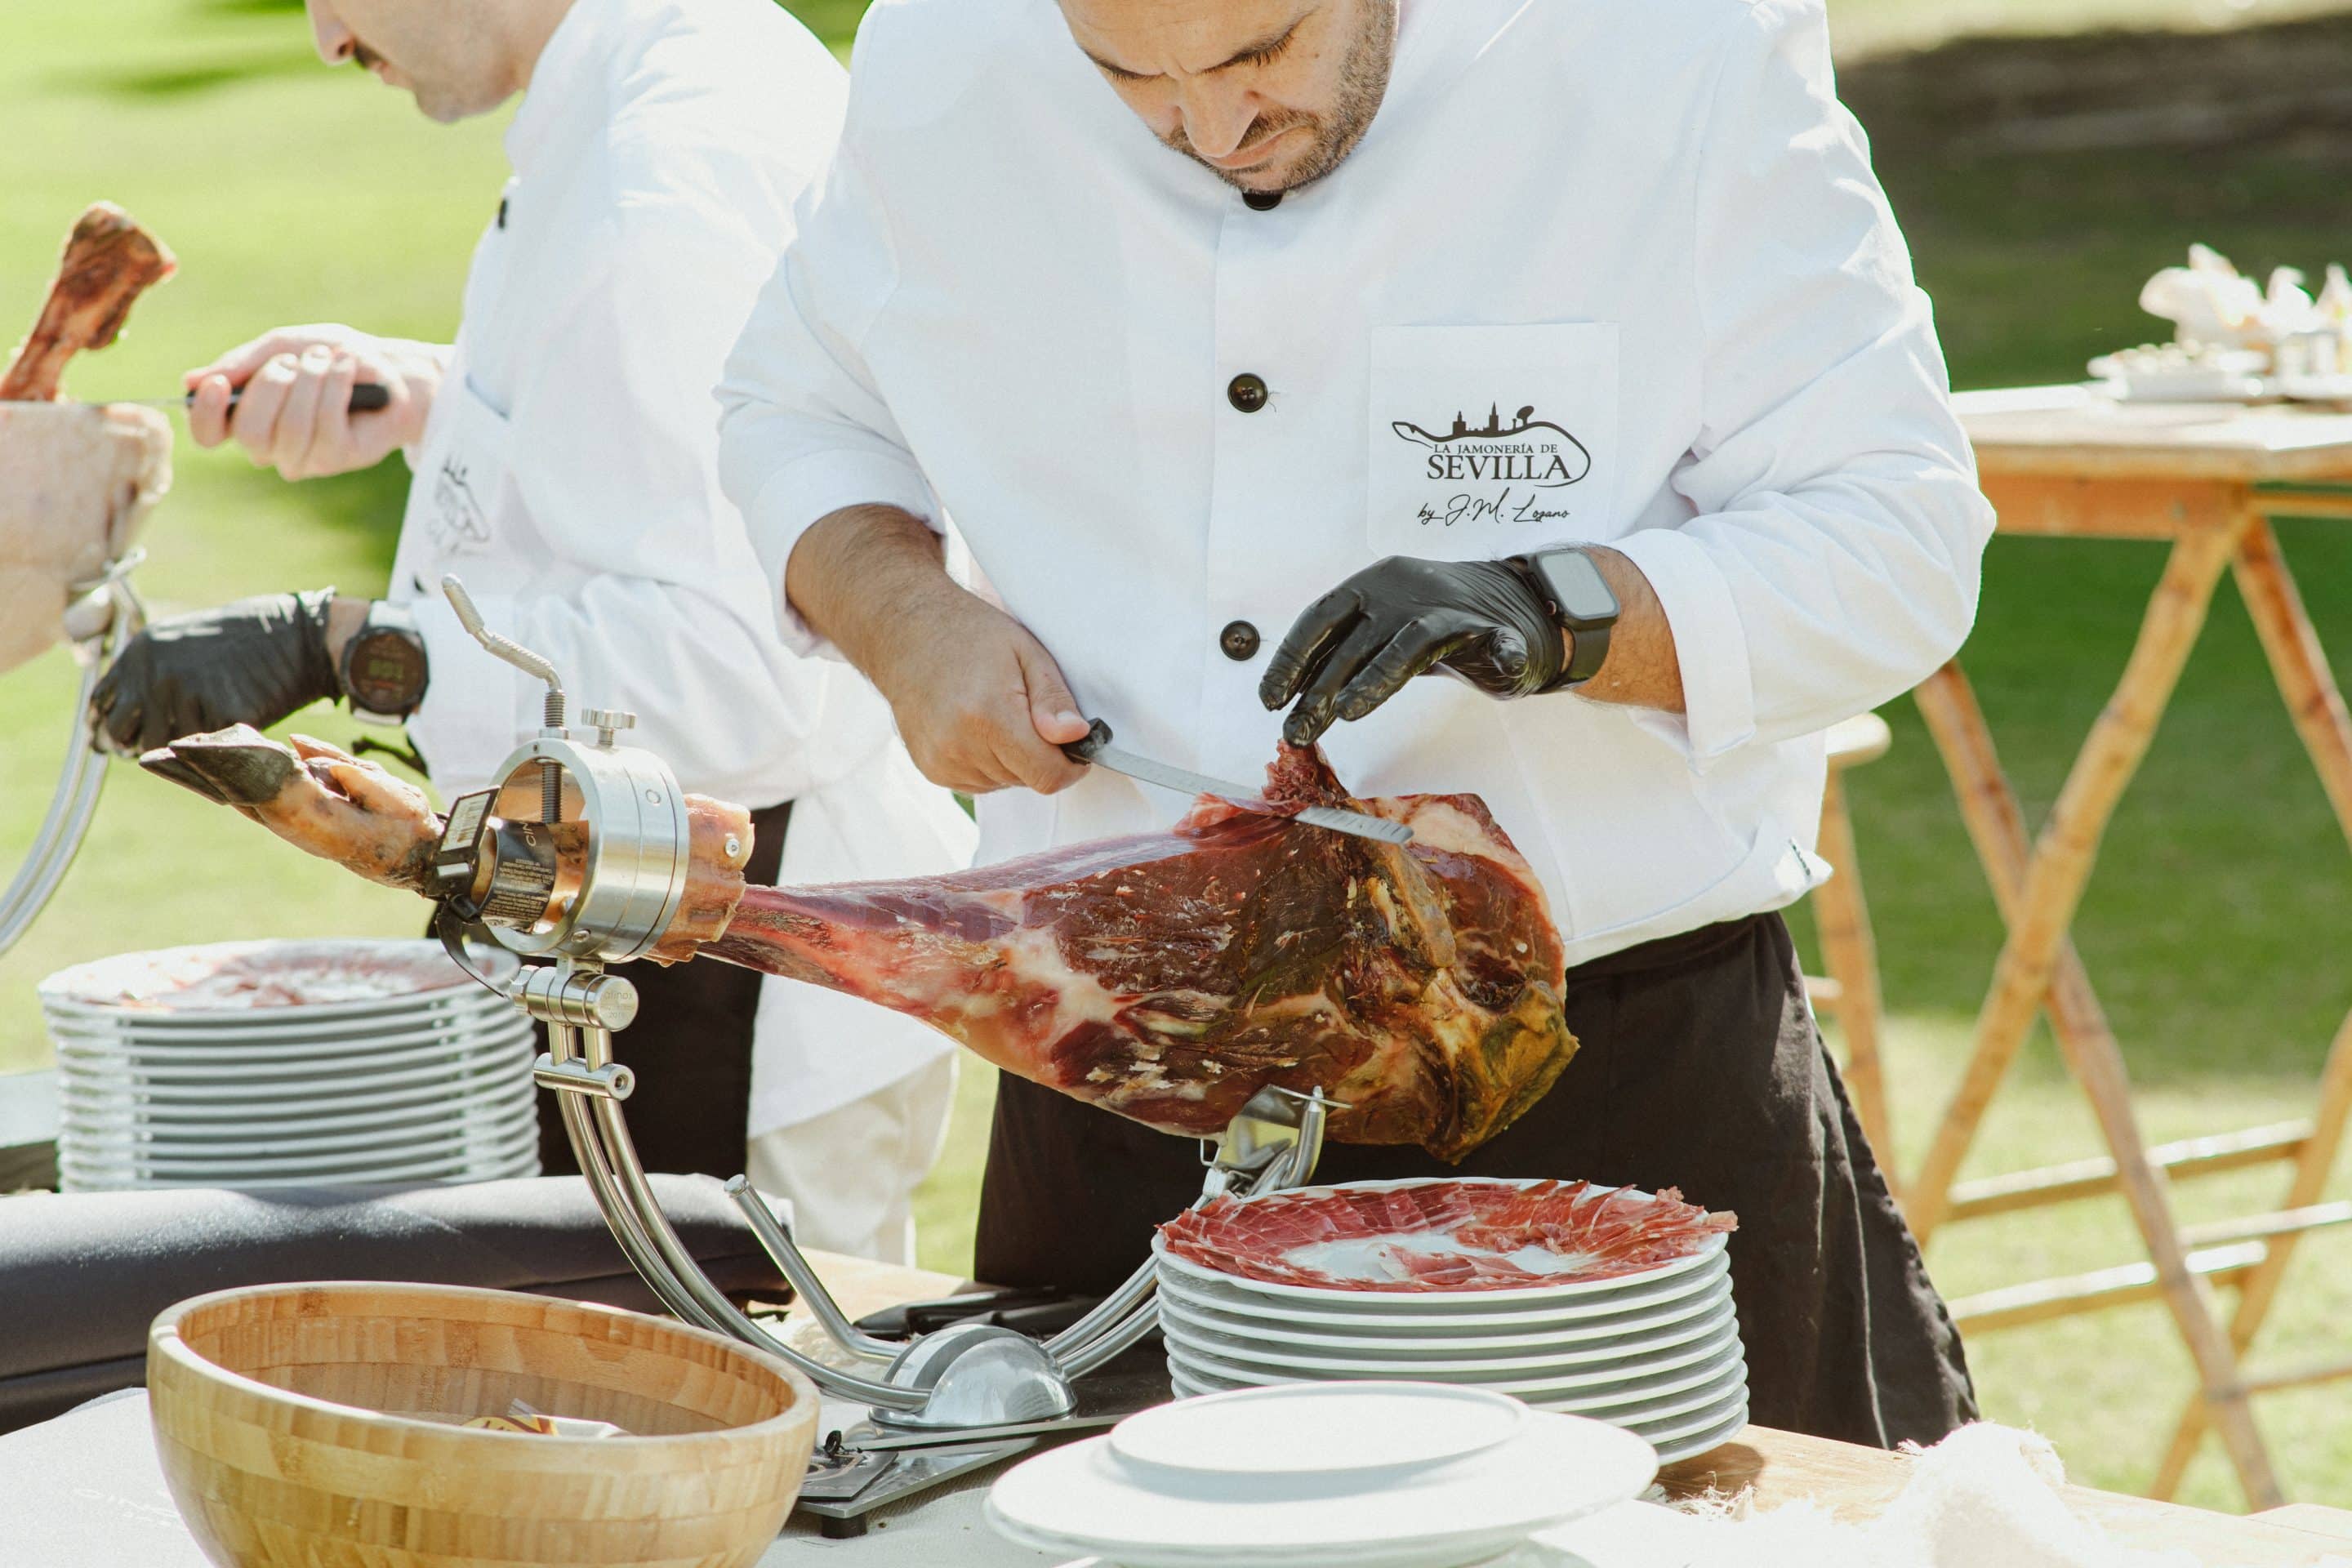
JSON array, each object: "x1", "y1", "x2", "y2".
[
  {"x1": 1569, "y1": 546, "x2": 1685, "y2": 715},
  {"x1": 785, "y1": 506, "x2": 960, "y2": 686}
]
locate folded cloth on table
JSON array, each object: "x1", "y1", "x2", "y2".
[
  {"x1": 1624, "y1": 1423, "x2": 2210, "y2": 1568},
  {"x1": 0, "y1": 1174, "x2": 787, "y2": 1432}
]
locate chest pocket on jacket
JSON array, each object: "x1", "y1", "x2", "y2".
[{"x1": 1366, "y1": 323, "x2": 1620, "y2": 561}]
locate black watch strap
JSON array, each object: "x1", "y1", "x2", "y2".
[
  {"x1": 1554, "y1": 619, "x2": 1610, "y2": 691},
  {"x1": 1510, "y1": 548, "x2": 1619, "y2": 694}
]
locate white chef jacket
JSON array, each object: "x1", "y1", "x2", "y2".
[
  {"x1": 717, "y1": 0, "x2": 1993, "y2": 969},
  {"x1": 385, "y1": 0, "x2": 976, "y2": 1129}
]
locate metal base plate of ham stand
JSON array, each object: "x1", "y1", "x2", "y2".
[
  {"x1": 425, "y1": 577, "x2": 1334, "y2": 1526},
  {"x1": 0, "y1": 555, "x2": 143, "y2": 959}
]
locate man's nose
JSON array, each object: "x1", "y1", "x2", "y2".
[
  {"x1": 306, "y1": 0, "x2": 356, "y2": 65},
  {"x1": 1177, "y1": 82, "x2": 1260, "y2": 160}
]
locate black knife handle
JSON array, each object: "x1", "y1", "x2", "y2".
[
  {"x1": 1062, "y1": 718, "x2": 1112, "y2": 765},
  {"x1": 210, "y1": 383, "x2": 392, "y2": 413}
]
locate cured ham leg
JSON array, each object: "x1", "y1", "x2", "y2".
[
  {"x1": 2, "y1": 203, "x2": 177, "y2": 401},
  {"x1": 140, "y1": 732, "x2": 1577, "y2": 1160},
  {"x1": 1, "y1": 203, "x2": 176, "y2": 672}
]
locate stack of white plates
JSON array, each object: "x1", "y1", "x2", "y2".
[
  {"x1": 989, "y1": 1382, "x2": 1657, "y2": 1568},
  {"x1": 42, "y1": 939, "x2": 540, "y2": 1192},
  {"x1": 1153, "y1": 1178, "x2": 1748, "y2": 1463}
]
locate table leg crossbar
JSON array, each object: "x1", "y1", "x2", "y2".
[{"x1": 1895, "y1": 504, "x2": 2352, "y2": 1507}]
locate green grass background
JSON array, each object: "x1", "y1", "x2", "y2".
[{"x1": 7, "y1": 0, "x2": 2352, "y2": 1509}]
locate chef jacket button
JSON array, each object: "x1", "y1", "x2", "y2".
[
  {"x1": 1220, "y1": 620, "x2": 1262, "y2": 662},
  {"x1": 1227, "y1": 373, "x2": 1269, "y2": 414},
  {"x1": 1243, "y1": 189, "x2": 1282, "y2": 212}
]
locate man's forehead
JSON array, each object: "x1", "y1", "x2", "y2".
[{"x1": 1060, "y1": 0, "x2": 1318, "y2": 76}]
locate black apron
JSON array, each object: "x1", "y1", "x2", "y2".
[
  {"x1": 974, "y1": 911, "x2": 1977, "y2": 1450},
  {"x1": 532, "y1": 799, "x2": 792, "y2": 1181}
]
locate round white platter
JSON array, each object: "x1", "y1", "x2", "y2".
[{"x1": 987, "y1": 1391, "x2": 1657, "y2": 1568}]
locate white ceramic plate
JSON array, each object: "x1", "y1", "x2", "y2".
[
  {"x1": 1156, "y1": 1250, "x2": 1731, "y2": 1335},
  {"x1": 1157, "y1": 1285, "x2": 1737, "y2": 1369},
  {"x1": 38, "y1": 939, "x2": 507, "y2": 1019},
  {"x1": 1110, "y1": 1384, "x2": 1527, "y2": 1479},
  {"x1": 1166, "y1": 1362, "x2": 1751, "y2": 1440},
  {"x1": 42, "y1": 1001, "x2": 520, "y2": 1058},
  {"x1": 54, "y1": 1047, "x2": 532, "y2": 1105},
  {"x1": 1153, "y1": 1180, "x2": 1731, "y2": 1309},
  {"x1": 55, "y1": 1062, "x2": 530, "y2": 1121},
  {"x1": 987, "y1": 1401, "x2": 1656, "y2": 1568},
  {"x1": 62, "y1": 1100, "x2": 537, "y2": 1160},
  {"x1": 59, "y1": 1151, "x2": 540, "y2": 1192},
  {"x1": 1166, "y1": 1322, "x2": 1744, "y2": 1403},
  {"x1": 57, "y1": 1075, "x2": 532, "y2": 1136},
  {"x1": 1156, "y1": 1232, "x2": 1731, "y2": 1316},
  {"x1": 47, "y1": 1018, "x2": 531, "y2": 1076},
  {"x1": 1646, "y1": 1395, "x2": 1751, "y2": 1464},
  {"x1": 60, "y1": 1123, "x2": 539, "y2": 1181}
]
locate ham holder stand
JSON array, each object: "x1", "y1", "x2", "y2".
[
  {"x1": 0, "y1": 550, "x2": 144, "y2": 958},
  {"x1": 426, "y1": 577, "x2": 1334, "y2": 1521}
]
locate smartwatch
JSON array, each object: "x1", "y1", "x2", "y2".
[
  {"x1": 1511, "y1": 546, "x2": 1619, "y2": 692},
  {"x1": 338, "y1": 600, "x2": 430, "y2": 724}
]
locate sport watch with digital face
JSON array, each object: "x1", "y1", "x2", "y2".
[
  {"x1": 1512, "y1": 546, "x2": 1620, "y2": 692},
  {"x1": 338, "y1": 601, "x2": 430, "y2": 724}
]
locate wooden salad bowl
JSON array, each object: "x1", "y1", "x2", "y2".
[{"x1": 147, "y1": 1281, "x2": 820, "y2": 1568}]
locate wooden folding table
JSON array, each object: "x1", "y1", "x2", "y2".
[{"x1": 1899, "y1": 385, "x2": 2352, "y2": 1507}]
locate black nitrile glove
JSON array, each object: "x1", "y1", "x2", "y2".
[
  {"x1": 1259, "y1": 556, "x2": 1564, "y2": 747},
  {"x1": 89, "y1": 589, "x2": 341, "y2": 755}
]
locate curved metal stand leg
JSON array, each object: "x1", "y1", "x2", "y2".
[
  {"x1": 568, "y1": 1025, "x2": 927, "y2": 1411},
  {"x1": 0, "y1": 590, "x2": 129, "y2": 957},
  {"x1": 723, "y1": 1176, "x2": 905, "y2": 1363},
  {"x1": 548, "y1": 1024, "x2": 729, "y2": 1334}
]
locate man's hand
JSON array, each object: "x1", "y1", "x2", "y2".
[
  {"x1": 184, "y1": 325, "x2": 442, "y2": 479},
  {"x1": 871, "y1": 587, "x2": 1093, "y2": 795},
  {"x1": 786, "y1": 506, "x2": 1090, "y2": 795},
  {"x1": 1259, "y1": 557, "x2": 1565, "y2": 747},
  {"x1": 89, "y1": 590, "x2": 364, "y2": 755}
]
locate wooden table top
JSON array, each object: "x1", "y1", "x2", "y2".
[
  {"x1": 795, "y1": 1250, "x2": 2352, "y2": 1566},
  {"x1": 1955, "y1": 385, "x2": 2352, "y2": 484}
]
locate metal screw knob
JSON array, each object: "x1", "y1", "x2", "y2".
[{"x1": 583, "y1": 708, "x2": 636, "y2": 748}]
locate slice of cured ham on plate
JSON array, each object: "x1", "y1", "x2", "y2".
[{"x1": 1156, "y1": 1177, "x2": 1736, "y2": 1298}]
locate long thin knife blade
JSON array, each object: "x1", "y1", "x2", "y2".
[{"x1": 1068, "y1": 724, "x2": 1413, "y2": 845}]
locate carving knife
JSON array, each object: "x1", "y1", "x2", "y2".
[
  {"x1": 1063, "y1": 719, "x2": 1414, "y2": 844},
  {"x1": 88, "y1": 384, "x2": 394, "y2": 413}
]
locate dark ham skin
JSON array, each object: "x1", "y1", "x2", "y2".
[
  {"x1": 1160, "y1": 1178, "x2": 1739, "y2": 1293},
  {"x1": 140, "y1": 733, "x2": 1578, "y2": 1161},
  {"x1": 2, "y1": 203, "x2": 177, "y2": 402},
  {"x1": 707, "y1": 746, "x2": 1578, "y2": 1160}
]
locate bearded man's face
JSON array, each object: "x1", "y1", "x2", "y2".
[{"x1": 1060, "y1": 0, "x2": 1399, "y2": 194}]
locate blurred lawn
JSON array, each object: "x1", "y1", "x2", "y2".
[{"x1": 6, "y1": 0, "x2": 2352, "y2": 1509}]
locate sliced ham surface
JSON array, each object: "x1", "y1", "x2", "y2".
[{"x1": 1159, "y1": 1178, "x2": 1738, "y2": 1293}]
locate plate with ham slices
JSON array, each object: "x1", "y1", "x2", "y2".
[{"x1": 1152, "y1": 1178, "x2": 1750, "y2": 1463}]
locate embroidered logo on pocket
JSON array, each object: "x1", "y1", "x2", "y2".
[{"x1": 429, "y1": 453, "x2": 493, "y2": 554}]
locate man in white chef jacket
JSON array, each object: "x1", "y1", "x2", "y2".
[
  {"x1": 85, "y1": 0, "x2": 976, "y2": 1263},
  {"x1": 720, "y1": 0, "x2": 1988, "y2": 1438}
]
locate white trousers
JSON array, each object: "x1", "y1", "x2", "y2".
[{"x1": 743, "y1": 1054, "x2": 958, "y2": 1266}]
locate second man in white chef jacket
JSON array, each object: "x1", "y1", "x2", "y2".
[
  {"x1": 720, "y1": 0, "x2": 1988, "y2": 1440},
  {"x1": 88, "y1": 0, "x2": 975, "y2": 1263}
]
